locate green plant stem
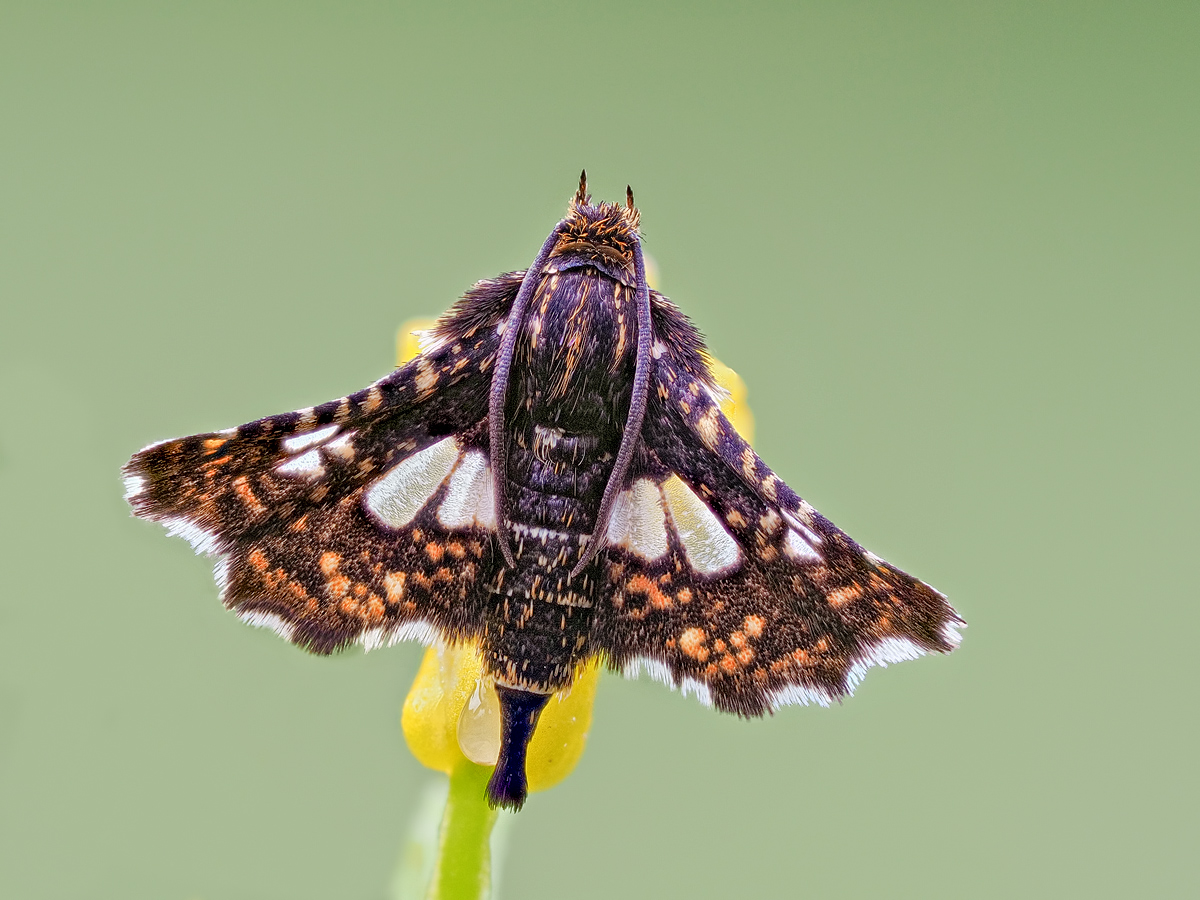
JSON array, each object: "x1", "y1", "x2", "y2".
[{"x1": 427, "y1": 763, "x2": 499, "y2": 900}]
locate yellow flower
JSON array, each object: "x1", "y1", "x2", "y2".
[
  {"x1": 705, "y1": 354, "x2": 755, "y2": 445},
  {"x1": 402, "y1": 641, "x2": 601, "y2": 791},
  {"x1": 642, "y1": 255, "x2": 755, "y2": 444}
]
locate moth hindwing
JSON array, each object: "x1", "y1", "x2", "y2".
[{"x1": 125, "y1": 173, "x2": 963, "y2": 809}]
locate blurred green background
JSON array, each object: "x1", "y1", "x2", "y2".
[{"x1": 2, "y1": 2, "x2": 1196, "y2": 898}]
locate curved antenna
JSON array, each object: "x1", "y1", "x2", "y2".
[
  {"x1": 489, "y1": 224, "x2": 567, "y2": 567},
  {"x1": 570, "y1": 237, "x2": 654, "y2": 578}
]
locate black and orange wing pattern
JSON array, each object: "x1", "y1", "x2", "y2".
[
  {"x1": 593, "y1": 348, "x2": 962, "y2": 715},
  {"x1": 125, "y1": 177, "x2": 963, "y2": 811},
  {"x1": 124, "y1": 273, "x2": 523, "y2": 654}
]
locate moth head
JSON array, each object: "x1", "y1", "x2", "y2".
[{"x1": 552, "y1": 170, "x2": 642, "y2": 282}]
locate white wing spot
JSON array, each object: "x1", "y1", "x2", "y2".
[
  {"x1": 438, "y1": 450, "x2": 497, "y2": 530},
  {"x1": 606, "y1": 479, "x2": 668, "y2": 561},
  {"x1": 783, "y1": 528, "x2": 823, "y2": 563},
  {"x1": 781, "y1": 510, "x2": 823, "y2": 547},
  {"x1": 325, "y1": 431, "x2": 357, "y2": 460},
  {"x1": 660, "y1": 476, "x2": 741, "y2": 575},
  {"x1": 275, "y1": 448, "x2": 325, "y2": 479},
  {"x1": 282, "y1": 424, "x2": 338, "y2": 454},
  {"x1": 365, "y1": 437, "x2": 460, "y2": 528}
]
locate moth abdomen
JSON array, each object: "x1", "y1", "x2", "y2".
[{"x1": 479, "y1": 263, "x2": 638, "y2": 696}]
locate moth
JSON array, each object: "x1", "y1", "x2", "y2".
[{"x1": 124, "y1": 173, "x2": 963, "y2": 810}]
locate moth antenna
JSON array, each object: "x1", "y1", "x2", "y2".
[
  {"x1": 489, "y1": 224, "x2": 569, "y2": 568},
  {"x1": 570, "y1": 236, "x2": 654, "y2": 578},
  {"x1": 574, "y1": 169, "x2": 589, "y2": 207},
  {"x1": 624, "y1": 185, "x2": 641, "y2": 230}
]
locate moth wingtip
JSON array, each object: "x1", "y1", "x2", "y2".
[
  {"x1": 122, "y1": 470, "x2": 147, "y2": 502},
  {"x1": 940, "y1": 618, "x2": 965, "y2": 649}
]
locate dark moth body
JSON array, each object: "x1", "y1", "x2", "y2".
[
  {"x1": 124, "y1": 175, "x2": 963, "y2": 811},
  {"x1": 489, "y1": 264, "x2": 635, "y2": 687},
  {"x1": 482, "y1": 252, "x2": 642, "y2": 804}
]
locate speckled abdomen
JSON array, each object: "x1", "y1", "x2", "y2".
[{"x1": 481, "y1": 267, "x2": 635, "y2": 691}]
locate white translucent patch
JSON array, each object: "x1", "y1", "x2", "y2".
[
  {"x1": 768, "y1": 684, "x2": 835, "y2": 709},
  {"x1": 437, "y1": 451, "x2": 496, "y2": 531},
  {"x1": 660, "y1": 475, "x2": 741, "y2": 575},
  {"x1": 845, "y1": 636, "x2": 927, "y2": 691},
  {"x1": 238, "y1": 610, "x2": 296, "y2": 642},
  {"x1": 606, "y1": 479, "x2": 668, "y2": 560},
  {"x1": 324, "y1": 431, "x2": 357, "y2": 459},
  {"x1": 651, "y1": 341, "x2": 666, "y2": 360},
  {"x1": 783, "y1": 528, "x2": 823, "y2": 563},
  {"x1": 358, "y1": 620, "x2": 439, "y2": 652},
  {"x1": 282, "y1": 424, "x2": 338, "y2": 454},
  {"x1": 123, "y1": 472, "x2": 147, "y2": 500},
  {"x1": 781, "y1": 510, "x2": 823, "y2": 547},
  {"x1": 365, "y1": 437, "x2": 460, "y2": 528},
  {"x1": 161, "y1": 516, "x2": 221, "y2": 556},
  {"x1": 275, "y1": 448, "x2": 324, "y2": 478}
]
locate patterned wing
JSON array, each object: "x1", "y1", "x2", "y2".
[
  {"x1": 593, "y1": 354, "x2": 963, "y2": 716},
  {"x1": 124, "y1": 276, "x2": 523, "y2": 653}
]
